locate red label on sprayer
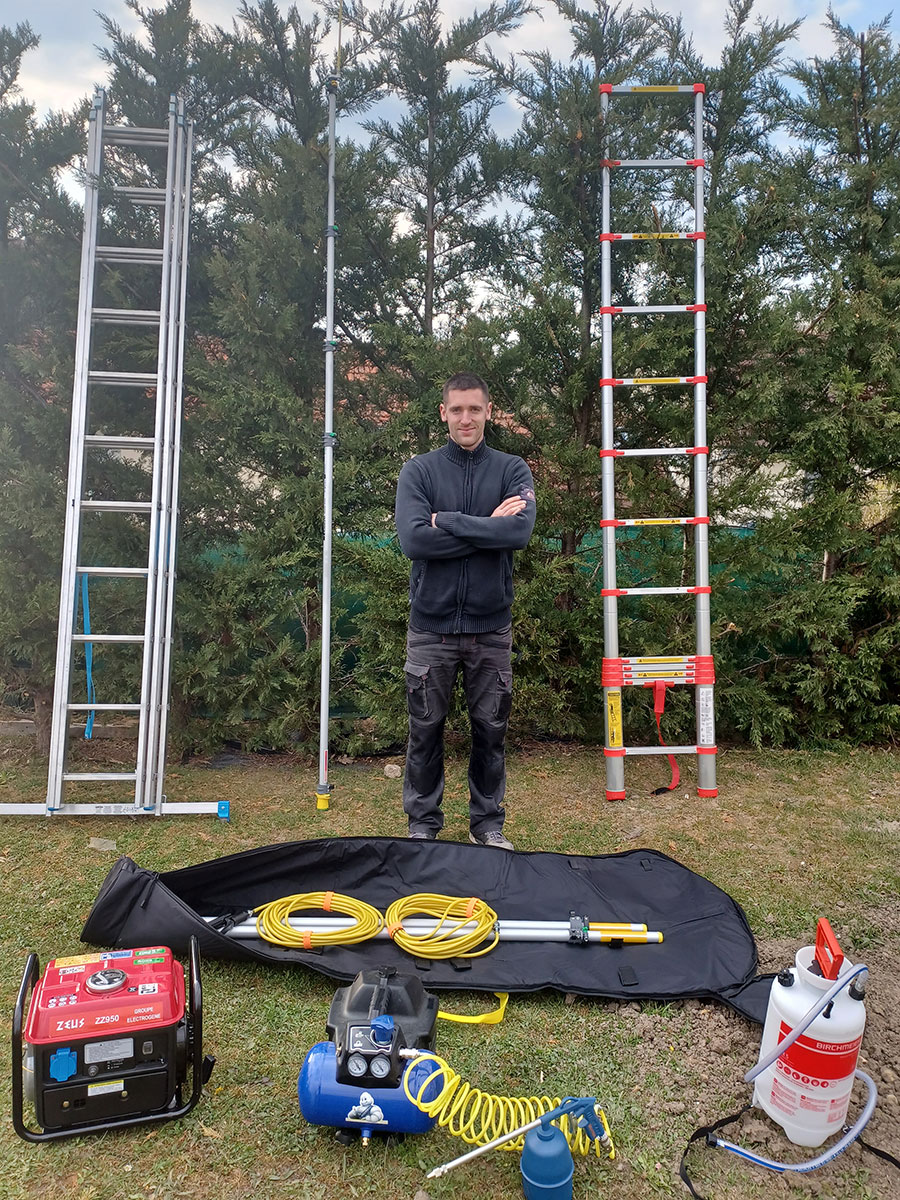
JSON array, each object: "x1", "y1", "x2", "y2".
[{"x1": 776, "y1": 1021, "x2": 861, "y2": 1084}]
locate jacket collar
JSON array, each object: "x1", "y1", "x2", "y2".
[{"x1": 442, "y1": 437, "x2": 489, "y2": 466}]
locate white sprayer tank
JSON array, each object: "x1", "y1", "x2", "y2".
[{"x1": 753, "y1": 944, "x2": 866, "y2": 1147}]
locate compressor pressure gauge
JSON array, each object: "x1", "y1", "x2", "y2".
[
  {"x1": 347, "y1": 1054, "x2": 368, "y2": 1078},
  {"x1": 369, "y1": 1056, "x2": 391, "y2": 1081}
]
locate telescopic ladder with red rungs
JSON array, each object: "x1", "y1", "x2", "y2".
[
  {"x1": 0, "y1": 90, "x2": 223, "y2": 819},
  {"x1": 598, "y1": 83, "x2": 717, "y2": 802}
]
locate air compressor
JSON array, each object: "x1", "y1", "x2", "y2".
[
  {"x1": 12, "y1": 938, "x2": 214, "y2": 1142},
  {"x1": 298, "y1": 967, "x2": 441, "y2": 1143},
  {"x1": 299, "y1": 964, "x2": 616, "y2": 1183}
]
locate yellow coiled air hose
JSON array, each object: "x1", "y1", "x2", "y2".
[
  {"x1": 253, "y1": 891, "x2": 383, "y2": 949},
  {"x1": 385, "y1": 893, "x2": 499, "y2": 959},
  {"x1": 403, "y1": 1051, "x2": 615, "y2": 1157}
]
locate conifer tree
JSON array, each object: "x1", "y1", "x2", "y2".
[
  {"x1": 0, "y1": 25, "x2": 86, "y2": 750},
  {"x1": 94, "y1": 0, "x2": 392, "y2": 750},
  {"x1": 477, "y1": 0, "x2": 803, "y2": 745},
  {"x1": 726, "y1": 12, "x2": 900, "y2": 743}
]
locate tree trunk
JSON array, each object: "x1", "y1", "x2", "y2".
[
  {"x1": 32, "y1": 685, "x2": 53, "y2": 756},
  {"x1": 822, "y1": 548, "x2": 839, "y2": 581}
]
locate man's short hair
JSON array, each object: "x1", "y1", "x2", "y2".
[{"x1": 442, "y1": 372, "x2": 490, "y2": 404}]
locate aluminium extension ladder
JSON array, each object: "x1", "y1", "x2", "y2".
[
  {"x1": 598, "y1": 83, "x2": 717, "y2": 802},
  {"x1": 0, "y1": 90, "x2": 223, "y2": 818}
]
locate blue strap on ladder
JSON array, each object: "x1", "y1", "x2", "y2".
[{"x1": 80, "y1": 573, "x2": 96, "y2": 739}]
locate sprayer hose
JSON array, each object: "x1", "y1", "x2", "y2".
[
  {"x1": 403, "y1": 1051, "x2": 615, "y2": 1158},
  {"x1": 385, "y1": 894, "x2": 499, "y2": 959},
  {"x1": 253, "y1": 891, "x2": 383, "y2": 948}
]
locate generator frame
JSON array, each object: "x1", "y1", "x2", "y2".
[{"x1": 11, "y1": 937, "x2": 208, "y2": 1142}]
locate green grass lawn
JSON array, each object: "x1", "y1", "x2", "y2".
[{"x1": 1, "y1": 742, "x2": 899, "y2": 1200}]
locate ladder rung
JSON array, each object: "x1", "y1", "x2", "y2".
[
  {"x1": 625, "y1": 655, "x2": 694, "y2": 664},
  {"x1": 601, "y1": 305, "x2": 704, "y2": 315},
  {"x1": 112, "y1": 185, "x2": 167, "y2": 205},
  {"x1": 602, "y1": 586, "x2": 709, "y2": 597},
  {"x1": 603, "y1": 654, "x2": 715, "y2": 688},
  {"x1": 88, "y1": 371, "x2": 157, "y2": 388},
  {"x1": 608, "y1": 85, "x2": 702, "y2": 94},
  {"x1": 103, "y1": 126, "x2": 168, "y2": 147},
  {"x1": 601, "y1": 232, "x2": 704, "y2": 242},
  {"x1": 81, "y1": 500, "x2": 153, "y2": 513},
  {"x1": 600, "y1": 446, "x2": 707, "y2": 458},
  {"x1": 77, "y1": 566, "x2": 150, "y2": 577},
  {"x1": 67, "y1": 703, "x2": 142, "y2": 712},
  {"x1": 96, "y1": 246, "x2": 164, "y2": 265},
  {"x1": 604, "y1": 517, "x2": 706, "y2": 527},
  {"x1": 605, "y1": 158, "x2": 704, "y2": 169},
  {"x1": 600, "y1": 376, "x2": 706, "y2": 387},
  {"x1": 622, "y1": 671, "x2": 692, "y2": 682},
  {"x1": 72, "y1": 633, "x2": 145, "y2": 643},
  {"x1": 622, "y1": 746, "x2": 699, "y2": 756},
  {"x1": 92, "y1": 308, "x2": 161, "y2": 325},
  {"x1": 62, "y1": 772, "x2": 138, "y2": 782},
  {"x1": 85, "y1": 434, "x2": 155, "y2": 449}
]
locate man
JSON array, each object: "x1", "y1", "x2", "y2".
[{"x1": 394, "y1": 372, "x2": 536, "y2": 849}]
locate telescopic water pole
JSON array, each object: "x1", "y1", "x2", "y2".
[{"x1": 316, "y1": 59, "x2": 340, "y2": 812}]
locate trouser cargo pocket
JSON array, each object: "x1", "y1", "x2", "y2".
[
  {"x1": 493, "y1": 670, "x2": 513, "y2": 722},
  {"x1": 404, "y1": 661, "x2": 430, "y2": 720}
]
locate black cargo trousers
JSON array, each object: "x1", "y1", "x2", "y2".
[{"x1": 402, "y1": 624, "x2": 513, "y2": 838}]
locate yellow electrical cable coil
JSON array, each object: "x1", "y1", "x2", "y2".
[
  {"x1": 253, "y1": 891, "x2": 383, "y2": 948},
  {"x1": 385, "y1": 893, "x2": 499, "y2": 959},
  {"x1": 403, "y1": 1051, "x2": 615, "y2": 1158}
]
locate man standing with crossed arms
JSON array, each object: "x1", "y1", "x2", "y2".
[{"x1": 395, "y1": 372, "x2": 536, "y2": 848}]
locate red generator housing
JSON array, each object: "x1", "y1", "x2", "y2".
[{"x1": 13, "y1": 939, "x2": 211, "y2": 1141}]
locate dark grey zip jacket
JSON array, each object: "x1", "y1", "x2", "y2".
[{"x1": 395, "y1": 439, "x2": 536, "y2": 633}]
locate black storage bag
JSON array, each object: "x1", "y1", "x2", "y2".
[{"x1": 81, "y1": 837, "x2": 773, "y2": 1022}]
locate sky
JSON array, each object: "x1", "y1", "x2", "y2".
[{"x1": 8, "y1": 0, "x2": 900, "y2": 120}]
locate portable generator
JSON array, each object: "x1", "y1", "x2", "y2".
[
  {"x1": 12, "y1": 938, "x2": 213, "y2": 1142},
  {"x1": 298, "y1": 967, "x2": 441, "y2": 1143}
]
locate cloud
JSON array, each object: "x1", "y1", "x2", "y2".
[{"x1": 13, "y1": 0, "x2": 899, "y2": 119}]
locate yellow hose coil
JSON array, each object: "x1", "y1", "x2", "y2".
[
  {"x1": 403, "y1": 1051, "x2": 615, "y2": 1158},
  {"x1": 253, "y1": 891, "x2": 383, "y2": 948},
  {"x1": 385, "y1": 893, "x2": 500, "y2": 959}
]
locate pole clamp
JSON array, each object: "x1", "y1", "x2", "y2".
[
  {"x1": 568, "y1": 912, "x2": 590, "y2": 944},
  {"x1": 322, "y1": 432, "x2": 338, "y2": 450}
]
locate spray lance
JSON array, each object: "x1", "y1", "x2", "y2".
[{"x1": 421, "y1": 1093, "x2": 612, "y2": 1200}]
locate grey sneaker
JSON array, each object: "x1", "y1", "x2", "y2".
[
  {"x1": 408, "y1": 830, "x2": 437, "y2": 840},
  {"x1": 469, "y1": 829, "x2": 514, "y2": 851}
]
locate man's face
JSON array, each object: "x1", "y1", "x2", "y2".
[{"x1": 440, "y1": 388, "x2": 491, "y2": 450}]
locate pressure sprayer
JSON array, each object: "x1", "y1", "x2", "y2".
[{"x1": 700, "y1": 919, "x2": 876, "y2": 1177}]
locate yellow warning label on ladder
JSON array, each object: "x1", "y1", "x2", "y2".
[{"x1": 607, "y1": 690, "x2": 623, "y2": 747}]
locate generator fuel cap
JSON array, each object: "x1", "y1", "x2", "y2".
[{"x1": 85, "y1": 967, "x2": 128, "y2": 994}]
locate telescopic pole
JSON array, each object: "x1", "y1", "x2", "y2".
[{"x1": 316, "y1": 71, "x2": 339, "y2": 812}]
